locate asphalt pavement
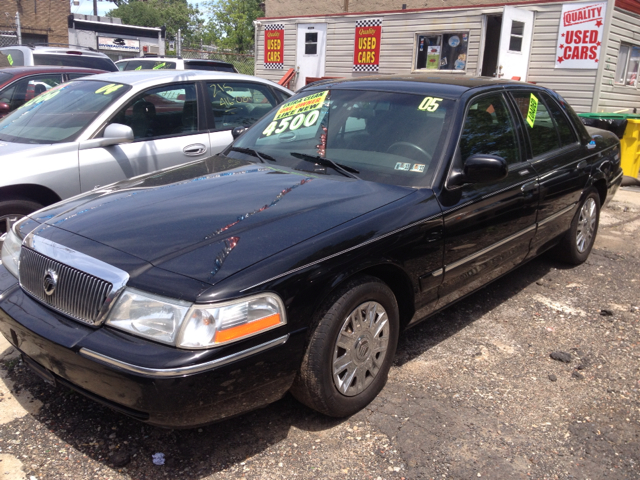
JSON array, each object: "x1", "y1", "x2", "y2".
[{"x1": 1, "y1": 187, "x2": 638, "y2": 480}]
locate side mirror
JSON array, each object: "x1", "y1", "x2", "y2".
[
  {"x1": 0, "y1": 102, "x2": 11, "y2": 117},
  {"x1": 448, "y1": 154, "x2": 508, "y2": 187},
  {"x1": 232, "y1": 126, "x2": 248, "y2": 139},
  {"x1": 78, "y1": 123, "x2": 134, "y2": 150}
]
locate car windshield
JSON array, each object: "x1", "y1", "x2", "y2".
[
  {"x1": 0, "y1": 80, "x2": 131, "y2": 144},
  {"x1": 230, "y1": 88, "x2": 454, "y2": 187}
]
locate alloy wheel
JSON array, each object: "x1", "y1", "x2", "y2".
[{"x1": 576, "y1": 197, "x2": 597, "y2": 253}]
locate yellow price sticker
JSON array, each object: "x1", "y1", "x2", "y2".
[
  {"x1": 153, "y1": 62, "x2": 167, "y2": 70},
  {"x1": 7, "y1": 54, "x2": 13, "y2": 66},
  {"x1": 95, "y1": 84, "x2": 124, "y2": 95},
  {"x1": 274, "y1": 91, "x2": 329, "y2": 121},
  {"x1": 527, "y1": 94, "x2": 539, "y2": 128},
  {"x1": 418, "y1": 96, "x2": 442, "y2": 112},
  {"x1": 135, "y1": 66, "x2": 142, "y2": 70}
]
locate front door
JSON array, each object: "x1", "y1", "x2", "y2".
[
  {"x1": 496, "y1": 6, "x2": 535, "y2": 80},
  {"x1": 295, "y1": 23, "x2": 327, "y2": 91},
  {"x1": 78, "y1": 82, "x2": 210, "y2": 191}
]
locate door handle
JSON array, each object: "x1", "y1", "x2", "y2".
[
  {"x1": 183, "y1": 144, "x2": 207, "y2": 156},
  {"x1": 577, "y1": 160, "x2": 588, "y2": 170},
  {"x1": 521, "y1": 181, "x2": 538, "y2": 193}
]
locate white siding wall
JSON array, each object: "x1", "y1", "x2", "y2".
[
  {"x1": 597, "y1": 7, "x2": 640, "y2": 112},
  {"x1": 526, "y1": 4, "x2": 598, "y2": 113}
]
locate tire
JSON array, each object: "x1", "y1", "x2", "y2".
[
  {"x1": 290, "y1": 275, "x2": 400, "y2": 417},
  {"x1": 554, "y1": 189, "x2": 600, "y2": 265},
  {"x1": 0, "y1": 199, "x2": 43, "y2": 238}
]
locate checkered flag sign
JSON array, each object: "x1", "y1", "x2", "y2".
[
  {"x1": 264, "y1": 24, "x2": 284, "y2": 69},
  {"x1": 353, "y1": 18, "x2": 382, "y2": 72}
]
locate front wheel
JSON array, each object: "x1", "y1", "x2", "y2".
[
  {"x1": 290, "y1": 276, "x2": 399, "y2": 417},
  {"x1": 554, "y1": 189, "x2": 600, "y2": 265}
]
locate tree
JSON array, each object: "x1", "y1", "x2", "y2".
[
  {"x1": 106, "y1": 0, "x2": 203, "y2": 43},
  {"x1": 205, "y1": 0, "x2": 262, "y2": 53}
]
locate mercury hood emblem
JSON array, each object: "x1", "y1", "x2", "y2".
[{"x1": 43, "y1": 269, "x2": 58, "y2": 296}]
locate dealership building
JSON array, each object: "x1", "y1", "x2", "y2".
[
  {"x1": 255, "y1": 0, "x2": 640, "y2": 113},
  {"x1": 68, "y1": 14, "x2": 165, "y2": 62}
]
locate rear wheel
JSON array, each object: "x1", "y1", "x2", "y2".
[
  {"x1": 554, "y1": 189, "x2": 600, "y2": 265},
  {"x1": 291, "y1": 276, "x2": 399, "y2": 417},
  {"x1": 0, "y1": 199, "x2": 43, "y2": 239}
]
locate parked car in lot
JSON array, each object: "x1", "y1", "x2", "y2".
[
  {"x1": 0, "y1": 45, "x2": 118, "y2": 72},
  {"x1": 0, "y1": 75, "x2": 622, "y2": 428},
  {"x1": 0, "y1": 66, "x2": 107, "y2": 118},
  {"x1": 0, "y1": 70, "x2": 292, "y2": 238},
  {"x1": 116, "y1": 57, "x2": 239, "y2": 73}
]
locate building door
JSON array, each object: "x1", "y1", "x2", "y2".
[
  {"x1": 295, "y1": 23, "x2": 327, "y2": 90},
  {"x1": 481, "y1": 7, "x2": 534, "y2": 80}
]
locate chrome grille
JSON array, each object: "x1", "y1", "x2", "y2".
[{"x1": 19, "y1": 247, "x2": 113, "y2": 326}]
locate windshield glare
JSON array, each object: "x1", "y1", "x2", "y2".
[
  {"x1": 0, "y1": 80, "x2": 130, "y2": 144},
  {"x1": 231, "y1": 89, "x2": 454, "y2": 187}
]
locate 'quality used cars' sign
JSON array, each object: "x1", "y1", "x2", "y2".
[
  {"x1": 555, "y1": 1, "x2": 606, "y2": 69},
  {"x1": 353, "y1": 19, "x2": 382, "y2": 72},
  {"x1": 264, "y1": 24, "x2": 284, "y2": 69}
]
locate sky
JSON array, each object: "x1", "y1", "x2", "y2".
[{"x1": 72, "y1": 0, "x2": 203, "y2": 18}]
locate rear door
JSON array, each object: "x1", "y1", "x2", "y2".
[
  {"x1": 437, "y1": 90, "x2": 538, "y2": 307},
  {"x1": 78, "y1": 82, "x2": 210, "y2": 191},
  {"x1": 507, "y1": 89, "x2": 589, "y2": 256}
]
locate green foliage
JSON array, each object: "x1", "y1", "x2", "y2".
[
  {"x1": 106, "y1": 0, "x2": 204, "y2": 43},
  {"x1": 204, "y1": 0, "x2": 262, "y2": 53}
]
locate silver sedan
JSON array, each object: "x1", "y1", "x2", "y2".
[{"x1": 0, "y1": 70, "x2": 292, "y2": 239}]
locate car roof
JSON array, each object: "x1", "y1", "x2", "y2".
[
  {"x1": 1, "y1": 45, "x2": 110, "y2": 58},
  {"x1": 76, "y1": 70, "x2": 288, "y2": 89},
  {"x1": 301, "y1": 73, "x2": 525, "y2": 97},
  {"x1": 0, "y1": 66, "x2": 107, "y2": 76},
  {"x1": 117, "y1": 57, "x2": 233, "y2": 65}
]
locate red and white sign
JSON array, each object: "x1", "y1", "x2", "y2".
[
  {"x1": 555, "y1": 2, "x2": 606, "y2": 69},
  {"x1": 353, "y1": 19, "x2": 382, "y2": 72},
  {"x1": 264, "y1": 24, "x2": 284, "y2": 69}
]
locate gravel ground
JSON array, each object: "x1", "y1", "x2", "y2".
[{"x1": 1, "y1": 188, "x2": 639, "y2": 480}]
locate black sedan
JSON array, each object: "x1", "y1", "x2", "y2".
[{"x1": 0, "y1": 76, "x2": 623, "y2": 428}]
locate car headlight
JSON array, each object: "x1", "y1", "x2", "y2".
[
  {"x1": 1, "y1": 217, "x2": 30, "y2": 279},
  {"x1": 106, "y1": 289, "x2": 286, "y2": 349}
]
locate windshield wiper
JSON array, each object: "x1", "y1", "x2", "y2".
[
  {"x1": 290, "y1": 152, "x2": 360, "y2": 179},
  {"x1": 229, "y1": 147, "x2": 277, "y2": 163}
]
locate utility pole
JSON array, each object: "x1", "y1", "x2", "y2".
[
  {"x1": 177, "y1": 29, "x2": 181, "y2": 57},
  {"x1": 93, "y1": 0, "x2": 98, "y2": 16},
  {"x1": 15, "y1": 12, "x2": 21, "y2": 45}
]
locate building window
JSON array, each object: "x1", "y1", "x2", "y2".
[
  {"x1": 415, "y1": 32, "x2": 469, "y2": 71},
  {"x1": 615, "y1": 43, "x2": 640, "y2": 87},
  {"x1": 508, "y1": 21, "x2": 524, "y2": 52}
]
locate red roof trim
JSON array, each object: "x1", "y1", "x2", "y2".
[
  {"x1": 615, "y1": 0, "x2": 640, "y2": 16},
  {"x1": 259, "y1": 0, "x2": 565, "y2": 21}
]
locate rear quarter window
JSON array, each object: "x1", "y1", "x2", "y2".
[{"x1": 0, "y1": 49, "x2": 25, "y2": 67}]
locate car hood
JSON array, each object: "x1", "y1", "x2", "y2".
[{"x1": 36, "y1": 156, "x2": 415, "y2": 285}]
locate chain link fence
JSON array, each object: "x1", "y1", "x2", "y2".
[
  {"x1": 0, "y1": 26, "x2": 18, "y2": 48},
  {"x1": 181, "y1": 48, "x2": 255, "y2": 75}
]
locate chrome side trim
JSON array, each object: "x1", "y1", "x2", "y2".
[
  {"x1": 240, "y1": 213, "x2": 443, "y2": 292},
  {"x1": 610, "y1": 170, "x2": 623, "y2": 185},
  {"x1": 445, "y1": 224, "x2": 536, "y2": 273},
  {"x1": 537, "y1": 203, "x2": 576, "y2": 227},
  {"x1": 431, "y1": 268, "x2": 443, "y2": 277},
  {"x1": 22, "y1": 234, "x2": 129, "y2": 324},
  {"x1": 79, "y1": 334, "x2": 290, "y2": 378}
]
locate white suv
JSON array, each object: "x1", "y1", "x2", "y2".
[
  {"x1": 0, "y1": 45, "x2": 118, "y2": 71},
  {"x1": 116, "y1": 57, "x2": 238, "y2": 73}
]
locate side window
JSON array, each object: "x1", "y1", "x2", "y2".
[
  {"x1": 459, "y1": 93, "x2": 520, "y2": 165},
  {"x1": 511, "y1": 91, "x2": 560, "y2": 157},
  {"x1": 541, "y1": 92, "x2": 577, "y2": 146},
  {"x1": 207, "y1": 81, "x2": 278, "y2": 130},
  {"x1": 2, "y1": 75, "x2": 63, "y2": 110},
  {"x1": 109, "y1": 83, "x2": 198, "y2": 140}
]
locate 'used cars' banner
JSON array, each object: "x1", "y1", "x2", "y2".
[
  {"x1": 353, "y1": 19, "x2": 382, "y2": 72},
  {"x1": 555, "y1": 1, "x2": 606, "y2": 69},
  {"x1": 264, "y1": 24, "x2": 284, "y2": 69}
]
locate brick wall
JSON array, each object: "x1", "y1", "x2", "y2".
[{"x1": 0, "y1": 0, "x2": 70, "y2": 44}]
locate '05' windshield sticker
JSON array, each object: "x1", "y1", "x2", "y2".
[
  {"x1": 262, "y1": 109, "x2": 322, "y2": 137},
  {"x1": 95, "y1": 83, "x2": 124, "y2": 95},
  {"x1": 527, "y1": 93, "x2": 539, "y2": 128},
  {"x1": 418, "y1": 96, "x2": 442, "y2": 112},
  {"x1": 274, "y1": 90, "x2": 329, "y2": 121}
]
